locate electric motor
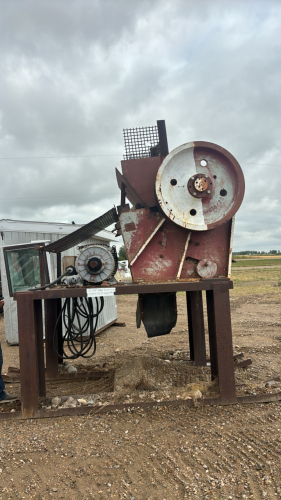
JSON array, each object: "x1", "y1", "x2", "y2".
[{"x1": 75, "y1": 245, "x2": 118, "y2": 284}]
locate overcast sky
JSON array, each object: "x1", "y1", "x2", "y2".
[{"x1": 0, "y1": 0, "x2": 280, "y2": 251}]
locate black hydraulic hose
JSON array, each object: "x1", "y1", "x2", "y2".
[
  {"x1": 28, "y1": 266, "x2": 76, "y2": 291},
  {"x1": 53, "y1": 296, "x2": 104, "y2": 360}
]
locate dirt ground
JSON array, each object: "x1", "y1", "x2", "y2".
[{"x1": 0, "y1": 270, "x2": 281, "y2": 499}]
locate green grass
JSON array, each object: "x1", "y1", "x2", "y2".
[
  {"x1": 234, "y1": 254, "x2": 281, "y2": 259},
  {"x1": 177, "y1": 267, "x2": 281, "y2": 298},
  {"x1": 231, "y1": 267, "x2": 281, "y2": 296},
  {"x1": 232, "y1": 258, "x2": 281, "y2": 267}
]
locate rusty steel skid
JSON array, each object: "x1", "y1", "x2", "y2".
[
  {"x1": 13, "y1": 279, "x2": 238, "y2": 418},
  {"x1": 1, "y1": 392, "x2": 281, "y2": 422}
]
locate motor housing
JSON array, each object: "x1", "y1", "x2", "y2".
[{"x1": 75, "y1": 245, "x2": 118, "y2": 284}]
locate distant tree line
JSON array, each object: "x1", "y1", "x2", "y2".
[
  {"x1": 118, "y1": 245, "x2": 127, "y2": 261},
  {"x1": 233, "y1": 250, "x2": 281, "y2": 255}
]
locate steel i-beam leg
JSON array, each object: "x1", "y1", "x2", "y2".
[
  {"x1": 18, "y1": 293, "x2": 40, "y2": 417},
  {"x1": 206, "y1": 282, "x2": 236, "y2": 404},
  {"x1": 34, "y1": 299, "x2": 46, "y2": 397},
  {"x1": 45, "y1": 299, "x2": 59, "y2": 379},
  {"x1": 56, "y1": 253, "x2": 63, "y2": 360},
  {"x1": 186, "y1": 291, "x2": 206, "y2": 366}
]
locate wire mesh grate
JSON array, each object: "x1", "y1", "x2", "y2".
[{"x1": 123, "y1": 125, "x2": 160, "y2": 160}]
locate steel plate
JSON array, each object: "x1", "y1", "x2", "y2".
[{"x1": 155, "y1": 142, "x2": 244, "y2": 231}]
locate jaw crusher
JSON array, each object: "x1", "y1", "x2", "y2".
[{"x1": 115, "y1": 122, "x2": 244, "y2": 337}]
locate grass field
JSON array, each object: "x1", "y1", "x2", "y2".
[
  {"x1": 233, "y1": 254, "x2": 281, "y2": 260},
  {"x1": 232, "y1": 258, "x2": 281, "y2": 267},
  {"x1": 231, "y1": 266, "x2": 281, "y2": 296}
]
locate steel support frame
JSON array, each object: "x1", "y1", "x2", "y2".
[
  {"x1": 14, "y1": 279, "x2": 236, "y2": 417},
  {"x1": 186, "y1": 290, "x2": 206, "y2": 366}
]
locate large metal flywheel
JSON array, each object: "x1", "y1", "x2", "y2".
[{"x1": 155, "y1": 141, "x2": 245, "y2": 231}]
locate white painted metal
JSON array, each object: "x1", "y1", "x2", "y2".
[
  {"x1": 95, "y1": 295, "x2": 117, "y2": 332},
  {"x1": 0, "y1": 219, "x2": 111, "y2": 241},
  {"x1": 155, "y1": 142, "x2": 207, "y2": 231},
  {"x1": 155, "y1": 142, "x2": 239, "y2": 231},
  {"x1": 177, "y1": 232, "x2": 191, "y2": 279}
]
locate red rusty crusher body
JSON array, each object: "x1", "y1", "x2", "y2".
[{"x1": 116, "y1": 121, "x2": 245, "y2": 337}]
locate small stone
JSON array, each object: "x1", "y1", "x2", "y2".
[
  {"x1": 63, "y1": 397, "x2": 77, "y2": 408},
  {"x1": 193, "y1": 390, "x2": 202, "y2": 400},
  {"x1": 52, "y1": 488, "x2": 58, "y2": 492},
  {"x1": 77, "y1": 399, "x2": 87, "y2": 405},
  {"x1": 66, "y1": 365, "x2": 77, "y2": 374},
  {"x1": 51, "y1": 397, "x2": 62, "y2": 407},
  {"x1": 265, "y1": 380, "x2": 280, "y2": 387}
]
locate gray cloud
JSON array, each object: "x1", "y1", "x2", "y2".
[{"x1": 0, "y1": 0, "x2": 280, "y2": 251}]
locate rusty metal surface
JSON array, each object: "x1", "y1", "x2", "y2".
[
  {"x1": 34, "y1": 300, "x2": 46, "y2": 397},
  {"x1": 130, "y1": 217, "x2": 165, "y2": 265},
  {"x1": 17, "y1": 292, "x2": 40, "y2": 418},
  {"x1": 120, "y1": 156, "x2": 163, "y2": 207},
  {"x1": 207, "y1": 282, "x2": 236, "y2": 403},
  {"x1": 13, "y1": 279, "x2": 233, "y2": 302},
  {"x1": 180, "y1": 220, "x2": 232, "y2": 280},
  {"x1": 196, "y1": 259, "x2": 218, "y2": 279},
  {"x1": 157, "y1": 120, "x2": 169, "y2": 157},
  {"x1": 14, "y1": 279, "x2": 235, "y2": 414},
  {"x1": 206, "y1": 289, "x2": 218, "y2": 380},
  {"x1": 234, "y1": 358, "x2": 252, "y2": 368},
  {"x1": 115, "y1": 168, "x2": 147, "y2": 207},
  {"x1": 228, "y1": 216, "x2": 235, "y2": 277},
  {"x1": 1, "y1": 391, "x2": 281, "y2": 421},
  {"x1": 4, "y1": 370, "x2": 113, "y2": 384},
  {"x1": 43, "y1": 208, "x2": 118, "y2": 253},
  {"x1": 119, "y1": 208, "x2": 232, "y2": 282},
  {"x1": 120, "y1": 208, "x2": 190, "y2": 282},
  {"x1": 45, "y1": 299, "x2": 59, "y2": 379},
  {"x1": 155, "y1": 141, "x2": 245, "y2": 231},
  {"x1": 62, "y1": 256, "x2": 76, "y2": 273},
  {"x1": 188, "y1": 173, "x2": 212, "y2": 199},
  {"x1": 186, "y1": 291, "x2": 206, "y2": 366}
]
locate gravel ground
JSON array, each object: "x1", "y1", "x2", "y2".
[
  {"x1": 0, "y1": 286, "x2": 281, "y2": 499},
  {"x1": 0, "y1": 404, "x2": 281, "y2": 499}
]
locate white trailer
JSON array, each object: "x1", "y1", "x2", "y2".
[{"x1": 0, "y1": 219, "x2": 117, "y2": 344}]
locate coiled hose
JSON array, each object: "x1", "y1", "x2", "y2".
[{"x1": 53, "y1": 296, "x2": 104, "y2": 360}]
